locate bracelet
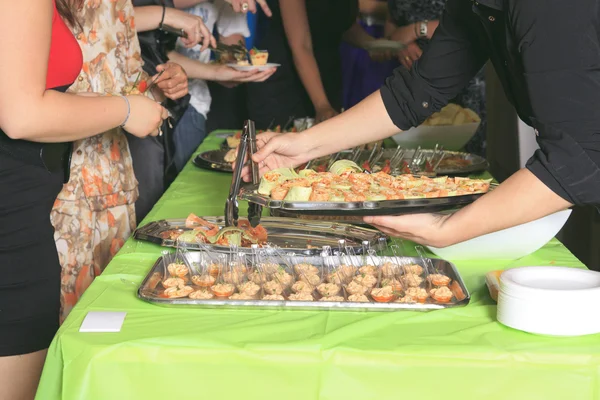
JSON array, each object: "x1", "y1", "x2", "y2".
[
  {"x1": 159, "y1": 4, "x2": 166, "y2": 30},
  {"x1": 120, "y1": 96, "x2": 131, "y2": 128}
]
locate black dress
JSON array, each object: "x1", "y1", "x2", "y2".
[{"x1": 247, "y1": 0, "x2": 359, "y2": 129}]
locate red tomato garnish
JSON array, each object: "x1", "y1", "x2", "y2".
[
  {"x1": 362, "y1": 160, "x2": 371, "y2": 172},
  {"x1": 138, "y1": 80, "x2": 148, "y2": 93}
]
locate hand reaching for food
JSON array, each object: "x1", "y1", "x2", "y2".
[
  {"x1": 153, "y1": 63, "x2": 189, "y2": 100},
  {"x1": 363, "y1": 213, "x2": 452, "y2": 247},
  {"x1": 164, "y1": 8, "x2": 216, "y2": 50},
  {"x1": 122, "y1": 95, "x2": 168, "y2": 138}
]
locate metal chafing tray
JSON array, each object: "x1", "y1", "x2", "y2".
[
  {"x1": 137, "y1": 252, "x2": 470, "y2": 311},
  {"x1": 238, "y1": 184, "x2": 487, "y2": 216},
  {"x1": 133, "y1": 216, "x2": 386, "y2": 255}
]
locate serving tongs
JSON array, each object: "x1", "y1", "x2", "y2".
[{"x1": 225, "y1": 120, "x2": 262, "y2": 228}]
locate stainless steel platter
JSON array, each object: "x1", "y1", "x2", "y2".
[
  {"x1": 196, "y1": 148, "x2": 487, "y2": 176},
  {"x1": 133, "y1": 216, "x2": 386, "y2": 255},
  {"x1": 193, "y1": 150, "x2": 233, "y2": 173},
  {"x1": 239, "y1": 184, "x2": 487, "y2": 216},
  {"x1": 137, "y1": 252, "x2": 470, "y2": 311}
]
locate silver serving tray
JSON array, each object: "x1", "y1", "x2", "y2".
[
  {"x1": 193, "y1": 150, "x2": 233, "y2": 173},
  {"x1": 194, "y1": 149, "x2": 487, "y2": 176},
  {"x1": 312, "y1": 149, "x2": 488, "y2": 176},
  {"x1": 133, "y1": 216, "x2": 386, "y2": 255},
  {"x1": 239, "y1": 184, "x2": 487, "y2": 216},
  {"x1": 137, "y1": 252, "x2": 470, "y2": 311}
]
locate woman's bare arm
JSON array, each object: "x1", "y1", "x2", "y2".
[
  {"x1": 0, "y1": 0, "x2": 130, "y2": 142},
  {"x1": 279, "y1": 0, "x2": 332, "y2": 113}
]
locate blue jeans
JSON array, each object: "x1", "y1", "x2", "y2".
[{"x1": 173, "y1": 107, "x2": 207, "y2": 172}]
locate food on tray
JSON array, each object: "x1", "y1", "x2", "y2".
[
  {"x1": 319, "y1": 296, "x2": 345, "y2": 302},
  {"x1": 163, "y1": 285, "x2": 194, "y2": 298},
  {"x1": 485, "y1": 270, "x2": 503, "y2": 302},
  {"x1": 160, "y1": 214, "x2": 268, "y2": 247},
  {"x1": 211, "y1": 283, "x2": 235, "y2": 297},
  {"x1": 189, "y1": 290, "x2": 214, "y2": 300},
  {"x1": 370, "y1": 286, "x2": 395, "y2": 303},
  {"x1": 403, "y1": 264, "x2": 424, "y2": 275},
  {"x1": 249, "y1": 48, "x2": 269, "y2": 65},
  {"x1": 224, "y1": 148, "x2": 238, "y2": 163},
  {"x1": 317, "y1": 283, "x2": 341, "y2": 297},
  {"x1": 346, "y1": 281, "x2": 369, "y2": 295},
  {"x1": 155, "y1": 257, "x2": 462, "y2": 306},
  {"x1": 258, "y1": 160, "x2": 491, "y2": 202},
  {"x1": 403, "y1": 273, "x2": 424, "y2": 287},
  {"x1": 430, "y1": 286, "x2": 453, "y2": 303},
  {"x1": 167, "y1": 262, "x2": 189, "y2": 278},
  {"x1": 359, "y1": 264, "x2": 378, "y2": 276},
  {"x1": 291, "y1": 280, "x2": 314, "y2": 293},
  {"x1": 421, "y1": 103, "x2": 480, "y2": 126},
  {"x1": 353, "y1": 274, "x2": 377, "y2": 288},
  {"x1": 162, "y1": 277, "x2": 185, "y2": 288},
  {"x1": 191, "y1": 274, "x2": 216, "y2": 287},
  {"x1": 348, "y1": 294, "x2": 369, "y2": 302},
  {"x1": 427, "y1": 273, "x2": 451, "y2": 286},
  {"x1": 263, "y1": 280, "x2": 284, "y2": 295},
  {"x1": 238, "y1": 281, "x2": 261, "y2": 297},
  {"x1": 405, "y1": 287, "x2": 429, "y2": 303},
  {"x1": 288, "y1": 292, "x2": 314, "y2": 301},
  {"x1": 227, "y1": 132, "x2": 242, "y2": 148},
  {"x1": 262, "y1": 294, "x2": 285, "y2": 301},
  {"x1": 236, "y1": 60, "x2": 251, "y2": 66}
]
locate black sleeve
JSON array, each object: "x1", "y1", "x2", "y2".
[
  {"x1": 511, "y1": 0, "x2": 600, "y2": 205},
  {"x1": 380, "y1": 0, "x2": 488, "y2": 130}
]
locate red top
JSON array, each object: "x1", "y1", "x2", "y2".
[{"x1": 46, "y1": 1, "x2": 82, "y2": 89}]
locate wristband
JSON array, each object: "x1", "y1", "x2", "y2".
[
  {"x1": 120, "y1": 96, "x2": 131, "y2": 128},
  {"x1": 159, "y1": 4, "x2": 166, "y2": 30},
  {"x1": 418, "y1": 20, "x2": 429, "y2": 38}
]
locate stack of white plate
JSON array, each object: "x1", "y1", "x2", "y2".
[{"x1": 497, "y1": 266, "x2": 600, "y2": 336}]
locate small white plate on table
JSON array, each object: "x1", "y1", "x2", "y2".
[{"x1": 227, "y1": 63, "x2": 281, "y2": 71}]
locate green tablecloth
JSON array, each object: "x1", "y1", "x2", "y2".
[{"x1": 37, "y1": 131, "x2": 599, "y2": 400}]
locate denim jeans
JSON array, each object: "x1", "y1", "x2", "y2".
[{"x1": 173, "y1": 106, "x2": 207, "y2": 172}]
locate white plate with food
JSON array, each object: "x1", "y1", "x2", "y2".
[{"x1": 392, "y1": 103, "x2": 481, "y2": 150}]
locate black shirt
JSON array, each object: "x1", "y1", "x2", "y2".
[
  {"x1": 381, "y1": 0, "x2": 600, "y2": 206},
  {"x1": 247, "y1": 0, "x2": 358, "y2": 129}
]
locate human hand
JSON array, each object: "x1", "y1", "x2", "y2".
[
  {"x1": 224, "y1": 0, "x2": 272, "y2": 16},
  {"x1": 368, "y1": 49, "x2": 394, "y2": 62},
  {"x1": 214, "y1": 65, "x2": 277, "y2": 83},
  {"x1": 240, "y1": 131, "x2": 313, "y2": 181},
  {"x1": 398, "y1": 42, "x2": 422, "y2": 70},
  {"x1": 153, "y1": 62, "x2": 188, "y2": 100},
  {"x1": 315, "y1": 105, "x2": 339, "y2": 124},
  {"x1": 164, "y1": 8, "x2": 216, "y2": 50},
  {"x1": 123, "y1": 95, "x2": 168, "y2": 138},
  {"x1": 363, "y1": 213, "x2": 452, "y2": 247}
]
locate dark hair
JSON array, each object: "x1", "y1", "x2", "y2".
[{"x1": 55, "y1": 0, "x2": 83, "y2": 31}]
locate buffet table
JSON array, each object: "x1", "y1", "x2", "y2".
[{"x1": 36, "y1": 131, "x2": 598, "y2": 400}]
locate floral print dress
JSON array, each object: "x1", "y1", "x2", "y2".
[
  {"x1": 51, "y1": 0, "x2": 151, "y2": 321},
  {"x1": 388, "y1": 0, "x2": 487, "y2": 156}
]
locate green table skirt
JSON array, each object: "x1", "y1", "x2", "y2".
[{"x1": 36, "y1": 131, "x2": 598, "y2": 400}]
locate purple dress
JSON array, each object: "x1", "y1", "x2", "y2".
[{"x1": 340, "y1": 10, "x2": 399, "y2": 109}]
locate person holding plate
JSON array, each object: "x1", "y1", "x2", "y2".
[{"x1": 244, "y1": 0, "x2": 595, "y2": 248}]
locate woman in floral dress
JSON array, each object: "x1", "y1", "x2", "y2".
[{"x1": 51, "y1": 0, "x2": 199, "y2": 321}]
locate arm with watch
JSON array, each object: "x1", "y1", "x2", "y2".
[{"x1": 386, "y1": 15, "x2": 439, "y2": 69}]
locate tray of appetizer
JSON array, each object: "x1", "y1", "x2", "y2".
[
  {"x1": 193, "y1": 149, "x2": 234, "y2": 173},
  {"x1": 137, "y1": 251, "x2": 470, "y2": 310},
  {"x1": 133, "y1": 214, "x2": 386, "y2": 255},
  {"x1": 239, "y1": 160, "x2": 492, "y2": 216}
]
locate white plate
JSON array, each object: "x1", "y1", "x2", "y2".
[
  {"x1": 427, "y1": 210, "x2": 572, "y2": 260},
  {"x1": 501, "y1": 266, "x2": 600, "y2": 294},
  {"x1": 392, "y1": 122, "x2": 480, "y2": 151},
  {"x1": 226, "y1": 63, "x2": 281, "y2": 71},
  {"x1": 364, "y1": 39, "x2": 405, "y2": 52}
]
